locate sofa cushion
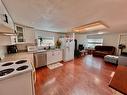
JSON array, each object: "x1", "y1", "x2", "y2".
[{"x1": 104, "y1": 55, "x2": 118, "y2": 64}]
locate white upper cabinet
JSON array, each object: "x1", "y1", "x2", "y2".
[
  {"x1": 16, "y1": 25, "x2": 35, "y2": 44},
  {"x1": 15, "y1": 25, "x2": 24, "y2": 43},
  {"x1": 0, "y1": 0, "x2": 14, "y2": 33}
]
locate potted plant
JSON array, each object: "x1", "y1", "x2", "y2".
[{"x1": 55, "y1": 39, "x2": 61, "y2": 48}]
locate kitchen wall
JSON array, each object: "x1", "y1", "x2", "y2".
[
  {"x1": 16, "y1": 43, "x2": 36, "y2": 51},
  {"x1": 34, "y1": 29, "x2": 60, "y2": 42},
  {"x1": 103, "y1": 33, "x2": 120, "y2": 49},
  {"x1": 34, "y1": 29, "x2": 61, "y2": 49},
  {"x1": 0, "y1": 26, "x2": 61, "y2": 56},
  {"x1": 75, "y1": 33, "x2": 87, "y2": 47},
  {"x1": 0, "y1": 35, "x2": 11, "y2": 59},
  {"x1": 0, "y1": 35, "x2": 12, "y2": 46},
  {"x1": 16, "y1": 29, "x2": 61, "y2": 51},
  {"x1": 75, "y1": 32, "x2": 127, "y2": 55},
  {"x1": 0, "y1": 46, "x2": 7, "y2": 59}
]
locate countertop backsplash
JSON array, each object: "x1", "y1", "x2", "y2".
[
  {"x1": 16, "y1": 43, "x2": 36, "y2": 52},
  {"x1": 0, "y1": 46, "x2": 7, "y2": 60}
]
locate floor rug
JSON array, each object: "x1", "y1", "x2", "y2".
[{"x1": 47, "y1": 63, "x2": 63, "y2": 70}]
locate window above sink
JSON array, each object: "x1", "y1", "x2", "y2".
[{"x1": 37, "y1": 37, "x2": 55, "y2": 47}]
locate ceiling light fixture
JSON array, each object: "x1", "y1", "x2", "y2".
[
  {"x1": 72, "y1": 21, "x2": 109, "y2": 32},
  {"x1": 97, "y1": 32, "x2": 105, "y2": 34}
]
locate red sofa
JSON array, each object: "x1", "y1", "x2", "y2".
[{"x1": 93, "y1": 46, "x2": 116, "y2": 57}]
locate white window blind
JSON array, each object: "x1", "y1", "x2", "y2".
[{"x1": 86, "y1": 35, "x2": 103, "y2": 48}]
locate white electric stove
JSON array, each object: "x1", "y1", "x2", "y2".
[{"x1": 0, "y1": 60, "x2": 35, "y2": 95}]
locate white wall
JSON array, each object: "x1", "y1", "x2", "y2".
[
  {"x1": 0, "y1": 35, "x2": 11, "y2": 59},
  {"x1": 75, "y1": 34, "x2": 87, "y2": 47},
  {"x1": 0, "y1": 35, "x2": 12, "y2": 46},
  {"x1": 0, "y1": 46, "x2": 7, "y2": 59},
  {"x1": 102, "y1": 33, "x2": 121, "y2": 54},
  {"x1": 23, "y1": 27, "x2": 36, "y2": 44},
  {"x1": 103, "y1": 33, "x2": 120, "y2": 48}
]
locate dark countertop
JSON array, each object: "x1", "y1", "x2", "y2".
[{"x1": 109, "y1": 65, "x2": 127, "y2": 94}]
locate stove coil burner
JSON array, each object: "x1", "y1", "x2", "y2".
[
  {"x1": 0, "y1": 68, "x2": 14, "y2": 76},
  {"x1": 15, "y1": 60, "x2": 27, "y2": 64},
  {"x1": 16, "y1": 65, "x2": 28, "y2": 71},
  {"x1": 2, "y1": 62, "x2": 14, "y2": 66}
]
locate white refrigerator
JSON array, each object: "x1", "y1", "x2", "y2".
[{"x1": 60, "y1": 38, "x2": 74, "y2": 62}]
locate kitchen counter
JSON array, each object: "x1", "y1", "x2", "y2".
[
  {"x1": 1, "y1": 49, "x2": 62, "y2": 61},
  {"x1": 109, "y1": 65, "x2": 127, "y2": 94},
  {"x1": 1, "y1": 52, "x2": 34, "y2": 66},
  {"x1": 1, "y1": 49, "x2": 63, "y2": 67}
]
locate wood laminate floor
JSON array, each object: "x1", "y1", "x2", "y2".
[{"x1": 35, "y1": 55, "x2": 117, "y2": 95}]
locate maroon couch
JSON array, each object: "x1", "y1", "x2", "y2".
[{"x1": 93, "y1": 46, "x2": 116, "y2": 57}]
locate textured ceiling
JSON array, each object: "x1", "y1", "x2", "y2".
[{"x1": 2, "y1": 0, "x2": 127, "y2": 32}]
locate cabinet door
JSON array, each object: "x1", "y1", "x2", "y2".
[
  {"x1": 52, "y1": 51, "x2": 58, "y2": 63},
  {"x1": 10, "y1": 35, "x2": 16, "y2": 45},
  {"x1": 47, "y1": 50, "x2": 63, "y2": 65},
  {"x1": 47, "y1": 51, "x2": 53, "y2": 65},
  {"x1": 55, "y1": 50, "x2": 62, "y2": 62},
  {"x1": 16, "y1": 25, "x2": 24, "y2": 43},
  {"x1": 16, "y1": 25, "x2": 35, "y2": 44}
]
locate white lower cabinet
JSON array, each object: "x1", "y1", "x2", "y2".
[
  {"x1": 47, "y1": 51, "x2": 53, "y2": 65},
  {"x1": 47, "y1": 50, "x2": 62, "y2": 65},
  {"x1": 55, "y1": 50, "x2": 62, "y2": 62}
]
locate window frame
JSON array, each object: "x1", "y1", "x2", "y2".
[
  {"x1": 38, "y1": 37, "x2": 55, "y2": 47},
  {"x1": 87, "y1": 38, "x2": 103, "y2": 48}
]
